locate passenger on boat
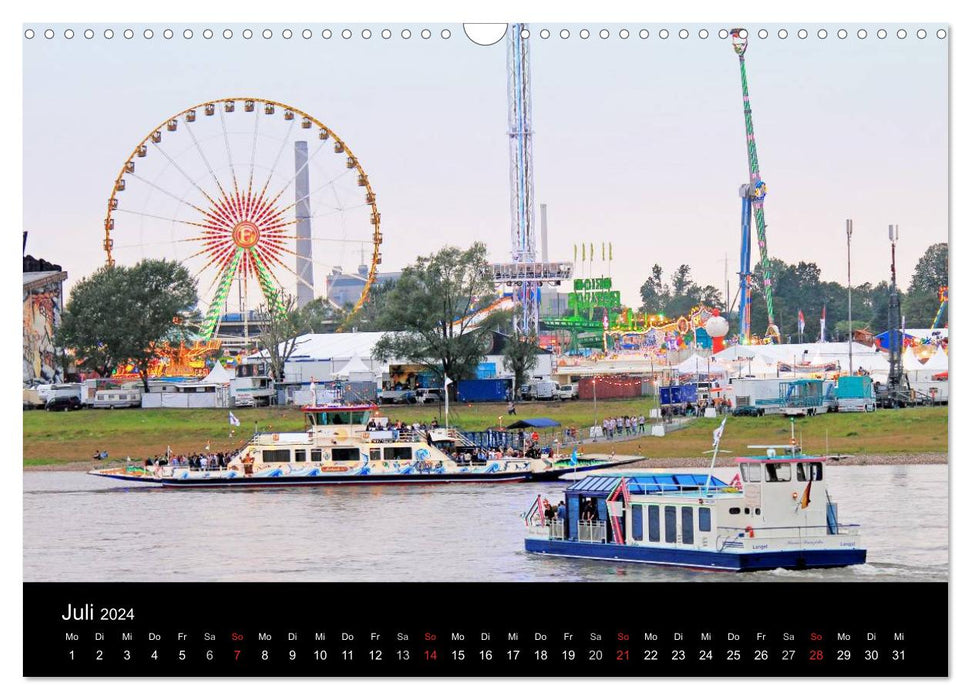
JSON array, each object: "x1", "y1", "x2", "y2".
[
  {"x1": 543, "y1": 499, "x2": 554, "y2": 521},
  {"x1": 556, "y1": 501, "x2": 566, "y2": 520}
]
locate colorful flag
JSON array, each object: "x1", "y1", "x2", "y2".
[
  {"x1": 819, "y1": 305, "x2": 827, "y2": 342},
  {"x1": 570, "y1": 447, "x2": 578, "y2": 467},
  {"x1": 228, "y1": 411, "x2": 240, "y2": 427},
  {"x1": 712, "y1": 416, "x2": 727, "y2": 447},
  {"x1": 800, "y1": 480, "x2": 812, "y2": 509},
  {"x1": 798, "y1": 310, "x2": 805, "y2": 335}
]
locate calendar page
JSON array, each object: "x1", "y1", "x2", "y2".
[{"x1": 21, "y1": 11, "x2": 950, "y2": 680}]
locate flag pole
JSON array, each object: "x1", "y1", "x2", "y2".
[{"x1": 703, "y1": 416, "x2": 728, "y2": 496}]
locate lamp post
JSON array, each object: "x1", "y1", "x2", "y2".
[{"x1": 847, "y1": 219, "x2": 853, "y2": 375}]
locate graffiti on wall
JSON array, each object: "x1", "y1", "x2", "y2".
[{"x1": 23, "y1": 280, "x2": 63, "y2": 383}]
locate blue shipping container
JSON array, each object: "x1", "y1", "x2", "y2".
[{"x1": 456, "y1": 378, "x2": 512, "y2": 403}]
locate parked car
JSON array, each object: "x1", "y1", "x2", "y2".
[
  {"x1": 45, "y1": 395, "x2": 82, "y2": 412},
  {"x1": 378, "y1": 389, "x2": 417, "y2": 404},
  {"x1": 415, "y1": 388, "x2": 443, "y2": 404},
  {"x1": 732, "y1": 404, "x2": 764, "y2": 417}
]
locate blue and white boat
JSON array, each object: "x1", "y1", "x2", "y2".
[
  {"x1": 90, "y1": 402, "x2": 638, "y2": 487},
  {"x1": 524, "y1": 422, "x2": 866, "y2": 572}
]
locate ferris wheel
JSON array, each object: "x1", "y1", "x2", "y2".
[{"x1": 104, "y1": 97, "x2": 382, "y2": 340}]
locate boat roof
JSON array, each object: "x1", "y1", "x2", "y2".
[
  {"x1": 301, "y1": 403, "x2": 378, "y2": 413},
  {"x1": 567, "y1": 474, "x2": 729, "y2": 498}
]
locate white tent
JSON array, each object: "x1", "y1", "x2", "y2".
[
  {"x1": 334, "y1": 354, "x2": 375, "y2": 381},
  {"x1": 922, "y1": 346, "x2": 949, "y2": 372},
  {"x1": 856, "y1": 351, "x2": 890, "y2": 373},
  {"x1": 203, "y1": 362, "x2": 234, "y2": 384},
  {"x1": 675, "y1": 353, "x2": 709, "y2": 374},
  {"x1": 902, "y1": 347, "x2": 924, "y2": 371}
]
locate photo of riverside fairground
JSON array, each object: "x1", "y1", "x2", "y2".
[{"x1": 23, "y1": 23, "x2": 947, "y2": 582}]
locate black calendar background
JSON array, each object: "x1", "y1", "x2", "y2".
[{"x1": 24, "y1": 581, "x2": 946, "y2": 677}]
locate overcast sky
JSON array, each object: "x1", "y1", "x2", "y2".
[{"x1": 23, "y1": 21, "x2": 947, "y2": 311}]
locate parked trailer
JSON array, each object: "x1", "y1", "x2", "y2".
[
  {"x1": 836, "y1": 376, "x2": 876, "y2": 413},
  {"x1": 93, "y1": 389, "x2": 142, "y2": 409}
]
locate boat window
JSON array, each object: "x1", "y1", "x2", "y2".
[
  {"x1": 311, "y1": 449, "x2": 322, "y2": 462},
  {"x1": 699, "y1": 507, "x2": 711, "y2": 532},
  {"x1": 262, "y1": 449, "x2": 290, "y2": 463},
  {"x1": 796, "y1": 462, "x2": 807, "y2": 481},
  {"x1": 294, "y1": 450, "x2": 307, "y2": 463},
  {"x1": 648, "y1": 505, "x2": 660, "y2": 542},
  {"x1": 370, "y1": 448, "x2": 381, "y2": 461},
  {"x1": 332, "y1": 448, "x2": 361, "y2": 461},
  {"x1": 740, "y1": 464, "x2": 761, "y2": 482},
  {"x1": 729, "y1": 507, "x2": 741, "y2": 515},
  {"x1": 631, "y1": 505, "x2": 644, "y2": 541},
  {"x1": 811, "y1": 462, "x2": 824, "y2": 481},
  {"x1": 765, "y1": 463, "x2": 791, "y2": 482},
  {"x1": 384, "y1": 446, "x2": 413, "y2": 460},
  {"x1": 681, "y1": 507, "x2": 694, "y2": 545},
  {"x1": 664, "y1": 506, "x2": 677, "y2": 544}
]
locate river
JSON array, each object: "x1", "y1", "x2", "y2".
[{"x1": 23, "y1": 463, "x2": 947, "y2": 582}]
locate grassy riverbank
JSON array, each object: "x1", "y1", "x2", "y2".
[{"x1": 22, "y1": 400, "x2": 947, "y2": 467}]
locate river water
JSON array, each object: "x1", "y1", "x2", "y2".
[{"x1": 23, "y1": 464, "x2": 947, "y2": 582}]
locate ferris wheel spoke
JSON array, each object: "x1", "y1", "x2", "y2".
[
  {"x1": 254, "y1": 118, "x2": 298, "y2": 206},
  {"x1": 217, "y1": 108, "x2": 241, "y2": 197},
  {"x1": 261, "y1": 137, "x2": 329, "y2": 215},
  {"x1": 114, "y1": 207, "x2": 210, "y2": 230},
  {"x1": 183, "y1": 118, "x2": 232, "y2": 205},
  {"x1": 181, "y1": 238, "x2": 236, "y2": 266},
  {"x1": 151, "y1": 142, "x2": 225, "y2": 213},
  {"x1": 124, "y1": 172, "x2": 211, "y2": 219},
  {"x1": 247, "y1": 107, "x2": 261, "y2": 199},
  {"x1": 275, "y1": 165, "x2": 356, "y2": 217}
]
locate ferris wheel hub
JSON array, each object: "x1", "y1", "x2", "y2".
[{"x1": 231, "y1": 221, "x2": 261, "y2": 249}]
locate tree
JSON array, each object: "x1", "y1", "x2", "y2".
[
  {"x1": 502, "y1": 331, "x2": 539, "y2": 392},
  {"x1": 342, "y1": 278, "x2": 398, "y2": 331},
  {"x1": 638, "y1": 264, "x2": 723, "y2": 318},
  {"x1": 908, "y1": 243, "x2": 948, "y2": 294},
  {"x1": 56, "y1": 260, "x2": 197, "y2": 390},
  {"x1": 56, "y1": 265, "x2": 126, "y2": 378},
  {"x1": 905, "y1": 242, "x2": 948, "y2": 327},
  {"x1": 254, "y1": 292, "x2": 310, "y2": 381},
  {"x1": 372, "y1": 243, "x2": 505, "y2": 389},
  {"x1": 638, "y1": 264, "x2": 668, "y2": 312}
]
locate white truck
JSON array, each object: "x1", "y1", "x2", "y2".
[
  {"x1": 555, "y1": 383, "x2": 579, "y2": 400},
  {"x1": 521, "y1": 380, "x2": 558, "y2": 401}
]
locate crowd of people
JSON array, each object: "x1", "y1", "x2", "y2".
[
  {"x1": 142, "y1": 451, "x2": 239, "y2": 470},
  {"x1": 600, "y1": 414, "x2": 646, "y2": 438}
]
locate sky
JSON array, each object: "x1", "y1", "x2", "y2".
[{"x1": 21, "y1": 20, "x2": 948, "y2": 314}]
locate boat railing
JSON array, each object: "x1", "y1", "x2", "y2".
[
  {"x1": 526, "y1": 519, "x2": 566, "y2": 540},
  {"x1": 577, "y1": 520, "x2": 607, "y2": 544},
  {"x1": 716, "y1": 523, "x2": 861, "y2": 550}
]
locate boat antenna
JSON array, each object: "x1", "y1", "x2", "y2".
[
  {"x1": 789, "y1": 417, "x2": 797, "y2": 456},
  {"x1": 703, "y1": 416, "x2": 728, "y2": 495}
]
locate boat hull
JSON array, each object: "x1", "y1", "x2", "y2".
[
  {"x1": 528, "y1": 456, "x2": 643, "y2": 481},
  {"x1": 91, "y1": 470, "x2": 531, "y2": 487},
  {"x1": 524, "y1": 538, "x2": 867, "y2": 572}
]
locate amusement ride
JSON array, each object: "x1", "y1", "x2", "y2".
[
  {"x1": 731, "y1": 28, "x2": 780, "y2": 345},
  {"x1": 104, "y1": 97, "x2": 382, "y2": 342}
]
